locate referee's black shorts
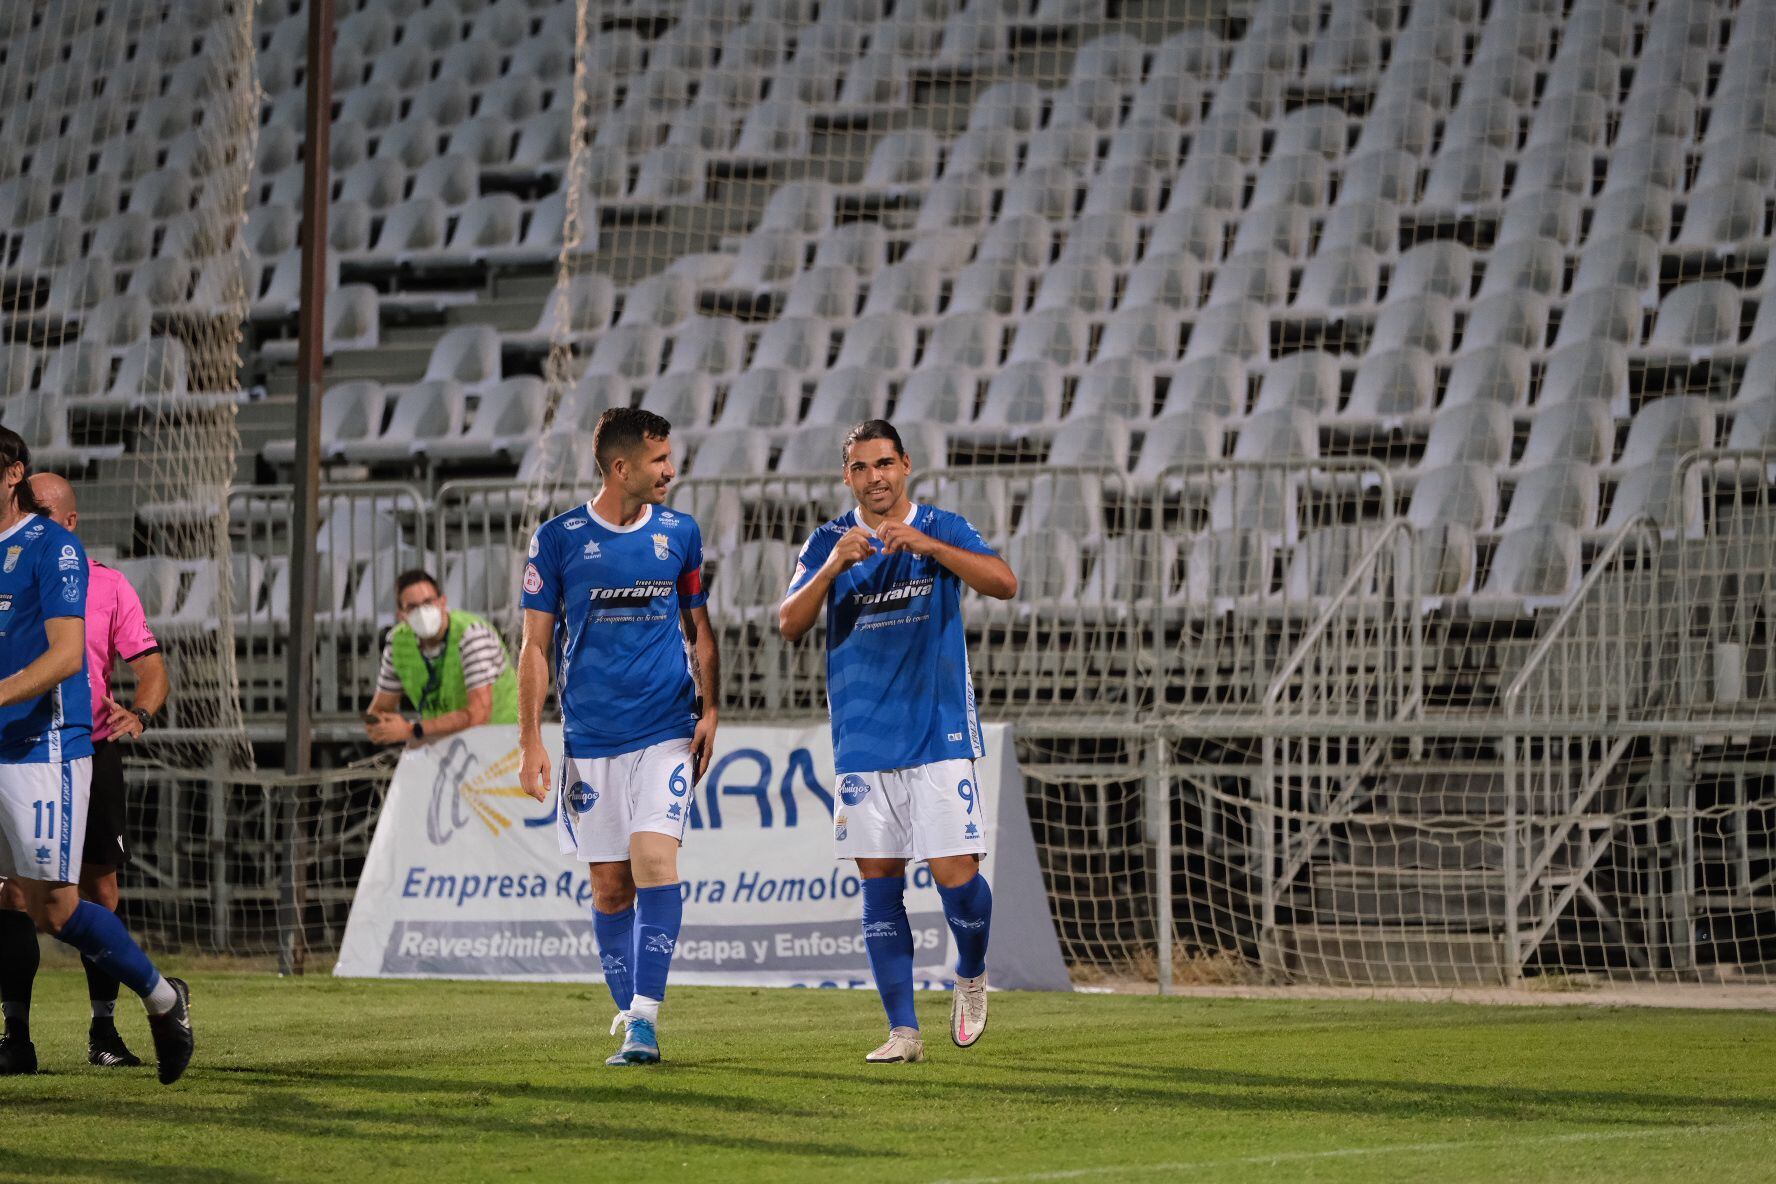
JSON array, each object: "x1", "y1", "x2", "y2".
[{"x1": 81, "y1": 738, "x2": 130, "y2": 868}]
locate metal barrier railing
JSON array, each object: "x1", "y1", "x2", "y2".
[{"x1": 229, "y1": 482, "x2": 430, "y2": 719}]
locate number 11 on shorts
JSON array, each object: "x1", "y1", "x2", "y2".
[{"x1": 33, "y1": 798, "x2": 56, "y2": 839}]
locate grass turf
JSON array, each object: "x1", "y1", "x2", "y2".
[{"x1": 1, "y1": 967, "x2": 1773, "y2": 1183}]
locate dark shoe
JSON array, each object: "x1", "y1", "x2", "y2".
[
  {"x1": 89, "y1": 1023, "x2": 144, "y2": 1068},
  {"x1": 0, "y1": 1033, "x2": 38, "y2": 1075},
  {"x1": 146, "y1": 978, "x2": 193, "y2": 1085}
]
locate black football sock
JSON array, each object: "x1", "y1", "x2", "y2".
[{"x1": 0, "y1": 909, "x2": 40, "y2": 1042}]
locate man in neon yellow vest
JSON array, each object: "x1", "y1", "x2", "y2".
[{"x1": 363, "y1": 569, "x2": 518, "y2": 745}]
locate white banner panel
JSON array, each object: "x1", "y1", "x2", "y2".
[{"x1": 335, "y1": 724, "x2": 1070, "y2": 991}]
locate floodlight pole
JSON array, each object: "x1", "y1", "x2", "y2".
[{"x1": 280, "y1": 0, "x2": 335, "y2": 976}]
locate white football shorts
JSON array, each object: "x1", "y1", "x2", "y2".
[
  {"x1": 832, "y1": 758, "x2": 988, "y2": 863},
  {"x1": 555, "y1": 737, "x2": 695, "y2": 864},
  {"x1": 0, "y1": 757, "x2": 92, "y2": 884}
]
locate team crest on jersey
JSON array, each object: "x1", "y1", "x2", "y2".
[
  {"x1": 564, "y1": 517, "x2": 588, "y2": 531},
  {"x1": 61, "y1": 576, "x2": 80, "y2": 603},
  {"x1": 652, "y1": 532, "x2": 670, "y2": 561},
  {"x1": 2, "y1": 546, "x2": 19, "y2": 573},
  {"x1": 58, "y1": 544, "x2": 79, "y2": 571},
  {"x1": 582, "y1": 539, "x2": 601, "y2": 559}
]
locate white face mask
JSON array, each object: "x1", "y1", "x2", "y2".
[{"x1": 407, "y1": 604, "x2": 445, "y2": 639}]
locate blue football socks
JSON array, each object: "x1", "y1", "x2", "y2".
[
  {"x1": 53, "y1": 901, "x2": 164, "y2": 1002},
  {"x1": 937, "y1": 872, "x2": 993, "y2": 979},
  {"x1": 861, "y1": 876, "x2": 918, "y2": 1030},
  {"x1": 592, "y1": 905, "x2": 636, "y2": 1013},
  {"x1": 632, "y1": 884, "x2": 683, "y2": 1007}
]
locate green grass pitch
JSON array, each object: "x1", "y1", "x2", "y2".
[{"x1": 2, "y1": 967, "x2": 1773, "y2": 1183}]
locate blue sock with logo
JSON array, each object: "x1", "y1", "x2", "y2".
[
  {"x1": 53, "y1": 901, "x2": 162, "y2": 999},
  {"x1": 861, "y1": 876, "x2": 918, "y2": 1031},
  {"x1": 937, "y1": 872, "x2": 993, "y2": 979},
  {"x1": 632, "y1": 884, "x2": 682, "y2": 1006},
  {"x1": 592, "y1": 905, "x2": 635, "y2": 1013}
]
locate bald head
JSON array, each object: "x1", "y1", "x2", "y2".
[{"x1": 28, "y1": 472, "x2": 76, "y2": 532}]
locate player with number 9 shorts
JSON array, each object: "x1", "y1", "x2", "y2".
[{"x1": 778, "y1": 419, "x2": 1019, "y2": 1065}]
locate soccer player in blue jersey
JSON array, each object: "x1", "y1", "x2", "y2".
[
  {"x1": 0, "y1": 429, "x2": 192, "y2": 1082},
  {"x1": 517, "y1": 408, "x2": 717, "y2": 1067},
  {"x1": 779, "y1": 420, "x2": 1017, "y2": 1064}
]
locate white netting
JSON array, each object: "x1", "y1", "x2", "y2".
[
  {"x1": 11, "y1": 0, "x2": 1774, "y2": 980},
  {"x1": 0, "y1": 1, "x2": 261, "y2": 950}
]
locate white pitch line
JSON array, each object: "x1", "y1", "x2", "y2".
[{"x1": 927, "y1": 1121, "x2": 1768, "y2": 1184}]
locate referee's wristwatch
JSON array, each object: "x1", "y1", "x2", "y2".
[{"x1": 130, "y1": 706, "x2": 152, "y2": 732}]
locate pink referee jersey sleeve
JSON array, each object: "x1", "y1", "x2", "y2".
[{"x1": 86, "y1": 562, "x2": 160, "y2": 743}]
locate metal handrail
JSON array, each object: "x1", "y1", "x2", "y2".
[
  {"x1": 1500, "y1": 515, "x2": 1661, "y2": 719},
  {"x1": 1261, "y1": 517, "x2": 1416, "y2": 711}
]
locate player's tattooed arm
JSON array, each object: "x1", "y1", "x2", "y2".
[
  {"x1": 878, "y1": 521, "x2": 1018, "y2": 599},
  {"x1": 682, "y1": 604, "x2": 719, "y2": 784}
]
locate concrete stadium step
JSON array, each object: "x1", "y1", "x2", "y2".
[
  {"x1": 445, "y1": 292, "x2": 540, "y2": 332},
  {"x1": 1312, "y1": 867, "x2": 1508, "y2": 927},
  {"x1": 1375, "y1": 767, "x2": 1514, "y2": 816},
  {"x1": 1334, "y1": 820, "x2": 1510, "y2": 871},
  {"x1": 1276, "y1": 923, "x2": 1511, "y2": 987}
]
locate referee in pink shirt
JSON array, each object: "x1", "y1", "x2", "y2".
[{"x1": 0, "y1": 474, "x2": 167, "y2": 1071}]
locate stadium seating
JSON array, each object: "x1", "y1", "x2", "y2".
[{"x1": 5, "y1": 0, "x2": 1774, "y2": 741}]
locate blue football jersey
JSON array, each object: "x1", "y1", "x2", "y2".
[
  {"x1": 521, "y1": 501, "x2": 706, "y2": 759},
  {"x1": 787, "y1": 503, "x2": 995, "y2": 774},
  {"x1": 0, "y1": 515, "x2": 92, "y2": 763}
]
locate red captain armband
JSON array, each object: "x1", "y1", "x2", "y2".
[{"x1": 678, "y1": 566, "x2": 703, "y2": 597}]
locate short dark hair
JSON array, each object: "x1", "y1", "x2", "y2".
[
  {"x1": 592, "y1": 407, "x2": 673, "y2": 477},
  {"x1": 842, "y1": 419, "x2": 906, "y2": 464},
  {"x1": 0, "y1": 426, "x2": 48, "y2": 517},
  {"x1": 395, "y1": 569, "x2": 439, "y2": 603}
]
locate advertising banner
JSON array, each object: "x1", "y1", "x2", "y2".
[{"x1": 335, "y1": 723, "x2": 1070, "y2": 991}]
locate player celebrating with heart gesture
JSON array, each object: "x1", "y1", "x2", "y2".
[{"x1": 779, "y1": 420, "x2": 1017, "y2": 1063}]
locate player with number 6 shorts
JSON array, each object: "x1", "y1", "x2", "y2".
[
  {"x1": 517, "y1": 408, "x2": 718, "y2": 1067},
  {"x1": 778, "y1": 420, "x2": 1018, "y2": 1064}
]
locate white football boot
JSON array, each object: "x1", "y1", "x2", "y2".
[
  {"x1": 950, "y1": 972, "x2": 988, "y2": 1048},
  {"x1": 864, "y1": 1026, "x2": 926, "y2": 1064}
]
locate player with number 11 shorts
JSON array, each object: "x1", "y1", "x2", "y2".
[{"x1": 778, "y1": 419, "x2": 1018, "y2": 1064}]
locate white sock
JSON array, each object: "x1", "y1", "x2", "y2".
[
  {"x1": 628, "y1": 995, "x2": 661, "y2": 1024},
  {"x1": 143, "y1": 975, "x2": 177, "y2": 1016}
]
